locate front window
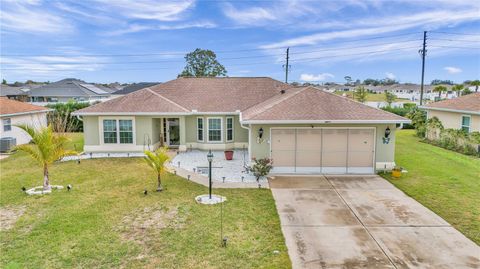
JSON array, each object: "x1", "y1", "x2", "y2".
[
  {"x1": 208, "y1": 118, "x2": 222, "y2": 142},
  {"x1": 461, "y1": 116, "x2": 471, "y2": 133},
  {"x1": 119, "y1": 120, "x2": 133, "y2": 143},
  {"x1": 103, "y1": 120, "x2": 117, "y2": 143},
  {"x1": 3, "y1": 118, "x2": 11, "y2": 132},
  {"x1": 226, "y1": 117, "x2": 234, "y2": 142},
  {"x1": 197, "y1": 118, "x2": 204, "y2": 142}
]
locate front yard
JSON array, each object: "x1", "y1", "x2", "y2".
[
  {"x1": 0, "y1": 134, "x2": 290, "y2": 268},
  {"x1": 381, "y1": 130, "x2": 480, "y2": 245}
]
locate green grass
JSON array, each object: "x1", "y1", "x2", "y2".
[
  {"x1": 334, "y1": 91, "x2": 410, "y2": 102},
  {"x1": 381, "y1": 130, "x2": 480, "y2": 244},
  {"x1": 0, "y1": 134, "x2": 290, "y2": 268}
]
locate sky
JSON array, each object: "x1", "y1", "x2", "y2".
[{"x1": 1, "y1": 0, "x2": 479, "y2": 84}]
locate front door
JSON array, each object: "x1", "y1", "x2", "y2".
[{"x1": 166, "y1": 118, "x2": 180, "y2": 147}]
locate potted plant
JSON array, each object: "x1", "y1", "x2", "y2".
[
  {"x1": 224, "y1": 149, "x2": 234, "y2": 160},
  {"x1": 391, "y1": 166, "x2": 402, "y2": 178},
  {"x1": 249, "y1": 158, "x2": 273, "y2": 185}
]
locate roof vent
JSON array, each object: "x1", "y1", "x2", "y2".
[{"x1": 280, "y1": 89, "x2": 286, "y2": 94}]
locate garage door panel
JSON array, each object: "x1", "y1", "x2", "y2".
[
  {"x1": 296, "y1": 129, "x2": 322, "y2": 150},
  {"x1": 296, "y1": 151, "x2": 321, "y2": 167},
  {"x1": 272, "y1": 151, "x2": 295, "y2": 167},
  {"x1": 348, "y1": 129, "x2": 374, "y2": 168},
  {"x1": 348, "y1": 151, "x2": 374, "y2": 167},
  {"x1": 271, "y1": 129, "x2": 295, "y2": 150}
]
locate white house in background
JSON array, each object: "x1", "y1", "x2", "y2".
[{"x1": 0, "y1": 98, "x2": 51, "y2": 147}]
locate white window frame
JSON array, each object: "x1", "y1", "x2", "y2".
[
  {"x1": 207, "y1": 117, "x2": 223, "y2": 143},
  {"x1": 197, "y1": 117, "x2": 204, "y2": 142},
  {"x1": 461, "y1": 115, "x2": 471, "y2": 133},
  {"x1": 99, "y1": 117, "x2": 136, "y2": 145},
  {"x1": 3, "y1": 118, "x2": 12, "y2": 132},
  {"x1": 226, "y1": 117, "x2": 234, "y2": 142}
]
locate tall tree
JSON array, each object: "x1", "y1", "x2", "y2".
[
  {"x1": 178, "y1": 49, "x2": 227, "y2": 77},
  {"x1": 2, "y1": 79, "x2": 6, "y2": 84},
  {"x1": 384, "y1": 90, "x2": 396, "y2": 106},
  {"x1": 144, "y1": 147, "x2": 171, "y2": 192},
  {"x1": 433, "y1": 85, "x2": 447, "y2": 98},
  {"x1": 470, "y1": 80, "x2": 480, "y2": 92},
  {"x1": 15, "y1": 125, "x2": 77, "y2": 190},
  {"x1": 451, "y1": 84, "x2": 464, "y2": 97},
  {"x1": 354, "y1": 86, "x2": 368, "y2": 103},
  {"x1": 344, "y1": 76, "x2": 352, "y2": 85}
]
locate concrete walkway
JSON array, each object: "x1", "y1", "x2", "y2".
[{"x1": 270, "y1": 175, "x2": 480, "y2": 269}]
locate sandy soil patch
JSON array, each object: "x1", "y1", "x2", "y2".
[{"x1": 0, "y1": 205, "x2": 26, "y2": 231}]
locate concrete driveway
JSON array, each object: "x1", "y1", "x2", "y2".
[{"x1": 270, "y1": 175, "x2": 480, "y2": 269}]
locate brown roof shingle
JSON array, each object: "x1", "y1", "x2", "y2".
[
  {"x1": 423, "y1": 93, "x2": 480, "y2": 113},
  {"x1": 0, "y1": 98, "x2": 50, "y2": 116}
]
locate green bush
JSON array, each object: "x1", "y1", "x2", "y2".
[
  {"x1": 46, "y1": 101, "x2": 91, "y2": 132},
  {"x1": 428, "y1": 128, "x2": 479, "y2": 157},
  {"x1": 381, "y1": 103, "x2": 417, "y2": 129},
  {"x1": 406, "y1": 108, "x2": 427, "y2": 137}
]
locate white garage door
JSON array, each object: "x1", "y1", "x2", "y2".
[{"x1": 271, "y1": 128, "x2": 375, "y2": 174}]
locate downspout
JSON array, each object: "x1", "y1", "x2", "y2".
[
  {"x1": 238, "y1": 111, "x2": 251, "y2": 162},
  {"x1": 76, "y1": 115, "x2": 83, "y2": 122}
]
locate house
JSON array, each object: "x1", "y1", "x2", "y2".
[
  {"x1": 420, "y1": 93, "x2": 480, "y2": 133},
  {"x1": 0, "y1": 98, "x2": 51, "y2": 146},
  {"x1": 73, "y1": 77, "x2": 410, "y2": 174},
  {"x1": 29, "y1": 78, "x2": 116, "y2": 104},
  {"x1": 111, "y1": 82, "x2": 160, "y2": 97},
  {"x1": 0, "y1": 84, "x2": 31, "y2": 101}
]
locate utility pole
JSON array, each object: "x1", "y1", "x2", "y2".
[
  {"x1": 284, "y1": 47, "x2": 290, "y2": 83},
  {"x1": 419, "y1": 31, "x2": 427, "y2": 105}
]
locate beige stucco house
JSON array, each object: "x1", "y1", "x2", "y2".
[
  {"x1": 0, "y1": 98, "x2": 51, "y2": 146},
  {"x1": 421, "y1": 93, "x2": 480, "y2": 133},
  {"x1": 73, "y1": 77, "x2": 410, "y2": 174}
]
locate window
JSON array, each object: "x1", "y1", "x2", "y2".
[
  {"x1": 197, "y1": 117, "x2": 204, "y2": 142},
  {"x1": 103, "y1": 119, "x2": 134, "y2": 144},
  {"x1": 461, "y1": 116, "x2": 471, "y2": 133},
  {"x1": 119, "y1": 120, "x2": 133, "y2": 143},
  {"x1": 3, "y1": 118, "x2": 11, "y2": 132},
  {"x1": 208, "y1": 118, "x2": 222, "y2": 142},
  {"x1": 226, "y1": 117, "x2": 234, "y2": 142},
  {"x1": 103, "y1": 120, "x2": 117, "y2": 143}
]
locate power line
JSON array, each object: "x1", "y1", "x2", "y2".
[
  {"x1": 429, "y1": 45, "x2": 480, "y2": 50},
  {"x1": 429, "y1": 31, "x2": 480, "y2": 36},
  {"x1": 429, "y1": 38, "x2": 480, "y2": 43}
]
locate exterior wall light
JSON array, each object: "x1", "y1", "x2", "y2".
[
  {"x1": 258, "y1": 128, "x2": 264, "y2": 139},
  {"x1": 383, "y1": 127, "x2": 391, "y2": 144}
]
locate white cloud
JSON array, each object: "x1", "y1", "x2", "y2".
[
  {"x1": 222, "y1": 4, "x2": 277, "y2": 25},
  {"x1": 106, "y1": 21, "x2": 216, "y2": 36},
  {"x1": 385, "y1": 72, "x2": 396, "y2": 79},
  {"x1": 300, "y1": 73, "x2": 335, "y2": 82},
  {"x1": 444, "y1": 66, "x2": 462, "y2": 74}
]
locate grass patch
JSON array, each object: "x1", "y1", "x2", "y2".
[
  {"x1": 0, "y1": 134, "x2": 290, "y2": 268},
  {"x1": 334, "y1": 91, "x2": 410, "y2": 102},
  {"x1": 380, "y1": 130, "x2": 480, "y2": 244}
]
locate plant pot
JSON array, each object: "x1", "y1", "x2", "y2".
[
  {"x1": 224, "y1": 150, "x2": 234, "y2": 160},
  {"x1": 391, "y1": 170, "x2": 402, "y2": 178}
]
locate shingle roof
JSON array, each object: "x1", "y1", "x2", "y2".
[
  {"x1": 242, "y1": 86, "x2": 409, "y2": 122},
  {"x1": 423, "y1": 92, "x2": 480, "y2": 113},
  {"x1": 29, "y1": 78, "x2": 115, "y2": 97},
  {"x1": 0, "y1": 85, "x2": 28, "y2": 96},
  {"x1": 113, "y1": 82, "x2": 160, "y2": 95},
  {"x1": 0, "y1": 98, "x2": 51, "y2": 116}
]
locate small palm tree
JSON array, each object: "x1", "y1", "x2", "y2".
[
  {"x1": 433, "y1": 85, "x2": 447, "y2": 99},
  {"x1": 451, "y1": 84, "x2": 464, "y2": 97},
  {"x1": 470, "y1": 80, "x2": 480, "y2": 92},
  {"x1": 15, "y1": 125, "x2": 77, "y2": 190},
  {"x1": 144, "y1": 147, "x2": 170, "y2": 192}
]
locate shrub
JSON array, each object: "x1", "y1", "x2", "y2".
[
  {"x1": 249, "y1": 158, "x2": 273, "y2": 182},
  {"x1": 406, "y1": 108, "x2": 427, "y2": 137},
  {"x1": 46, "y1": 101, "x2": 90, "y2": 132}
]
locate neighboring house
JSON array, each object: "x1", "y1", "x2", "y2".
[
  {"x1": 0, "y1": 98, "x2": 51, "y2": 145},
  {"x1": 29, "y1": 78, "x2": 116, "y2": 104},
  {"x1": 420, "y1": 93, "x2": 480, "y2": 133},
  {"x1": 0, "y1": 85, "x2": 30, "y2": 101},
  {"x1": 73, "y1": 77, "x2": 410, "y2": 174},
  {"x1": 111, "y1": 82, "x2": 159, "y2": 97}
]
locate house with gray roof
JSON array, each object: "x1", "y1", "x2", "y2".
[
  {"x1": 111, "y1": 82, "x2": 160, "y2": 97},
  {"x1": 0, "y1": 85, "x2": 30, "y2": 101}
]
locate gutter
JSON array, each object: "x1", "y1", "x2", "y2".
[
  {"x1": 0, "y1": 109, "x2": 53, "y2": 118},
  {"x1": 418, "y1": 106, "x2": 480, "y2": 116},
  {"x1": 239, "y1": 119, "x2": 412, "y2": 124},
  {"x1": 238, "y1": 111, "x2": 252, "y2": 162}
]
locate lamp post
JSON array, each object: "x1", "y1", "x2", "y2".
[{"x1": 207, "y1": 150, "x2": 214, "y2": 199}]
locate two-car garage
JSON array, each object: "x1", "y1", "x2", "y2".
[{"x1": 270, "y1": 128, "x2": 375, "y2": 174}]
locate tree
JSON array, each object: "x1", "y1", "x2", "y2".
[
  {"x1": 433, "y1": 85, "x2": 447, "y2": 98},
  {"x1": 2, "y1": 79, "x2": 6, "y2": 84},
  {"x1": 14, "y1": 125, "x2": 77, "y2": 190},
  {"x1": 249, "y1": 158, "x2": 273, "y2": 183},
  {"x1": 451, "y1": 84, "x2": 464, "y2": 96},
  {"x1": 144, "y1": 147, "x2": 171, "y2": 192},
  {"x1": 344, "y1": 76, "x2": 352, "y2": 85},
  {"x1": 431, "y1": 79, "x2": 453, "y2": 85},
  {"x1": 469, "y1": 80, "x2": 480, "y2": 92},
  {"x1": 384, "y1": 90, "x2": 396, "y2": 106},
  {"x1": 354, "y1": 86, "x2": 368, "y2": 103},
  {"x1": 178, "y1": 48, "x2": 227, "y2": 77}
]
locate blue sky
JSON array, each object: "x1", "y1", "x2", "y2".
[{"x1": 1, "y1": 0, "x2": 479, "y2": 84}]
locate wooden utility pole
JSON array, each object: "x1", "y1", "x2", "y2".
[
  {"x1": 419, "y1": 31, "x2": 427, "y2": 105},
  {"x1": 285, "y1": 47, "x2": 290, "y2": 83}
]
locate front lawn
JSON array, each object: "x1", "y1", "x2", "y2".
[
  {"x1": 381, "y1": 130, "x2": 480, "y2": 245},
  {"x1": 0, "y1": 134, "x2": 290, "y2": 268},
  {"x1": 334, "y1": 91, "x2": 410, "y2": 102}
]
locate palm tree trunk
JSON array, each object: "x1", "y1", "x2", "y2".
[
  {"x1": 438, "y1": 91, "x2": 441, "y2": 98},
  {"x1": 43, "y1": 164, "x2": 51, "y2": 190},
  {"x1": 156, "y1": 173, "x2": 163, "y2": 192}
]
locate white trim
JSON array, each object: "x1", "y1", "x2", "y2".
[
  {"x1": 420, "y1": 106, "x2": 480, "y2": 116},
  {"x1": 226, "y1": 116, "x2": 234, "y2": 142},
  {"x1": 206, "y1": 117, "x2": 223, "y2": 143},
  {"x1": 269, "y1": 127, "x2": 376, "y2": 175},
  {"x1": 196, "y1": 117, "x2": 204, "y2": 142},
  {"x1": 184, "y1": 142, "x2": 248, "y2": 150},
  {"x1": 98, "y1": 116, "x2": 136, "y2": 146},
  {"x1": 73, "y1": 111, "x2": 241, "y2": 116},
  {"x1": 241, "y1": 119, "x2": 411, "y2": 124},
  {"x1": 461, "y1": 114, "x2": 471, "y2": 133},
  {"x1": 0, "y1": 109, "x2": 52, "y2": 118}
]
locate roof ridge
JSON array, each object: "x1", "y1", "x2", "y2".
[{"x1": 145, "y1": 88, "x2": 190, "y2": 112}]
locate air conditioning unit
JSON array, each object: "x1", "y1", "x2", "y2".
[{"x1": 0, "y1": 137, "x2": 16, "y2": 152}]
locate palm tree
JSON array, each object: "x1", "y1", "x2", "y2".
[
  {"x1": 470, "y1": 80, "x2": 480, "y2": 92},
  {"x1": 15, "y1": 125, "x2": 77, "y2": 190},
  {"x1": 433, "y1": 85, "x2": 447, "y2": 99},
  {"x1": 451, "y1": 84, "x2": 464, "y2": 97},
  {"x1": 144, "y1": 147, "x2": 170, "y2": 192}
]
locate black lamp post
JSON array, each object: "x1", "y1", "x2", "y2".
[{"x1": 207, "y1": 150, "x2": 214, "y2": 199}]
